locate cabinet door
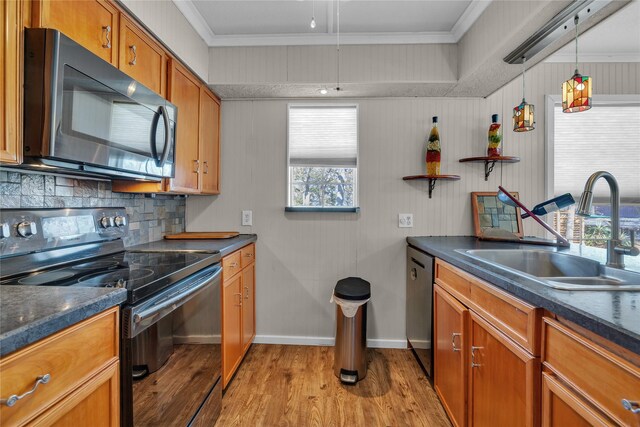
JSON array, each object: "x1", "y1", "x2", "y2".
[
  {"x1": 242, "y1": 263, "x2": 255, "y2": 353},
  {"x1": 33, "y1": 0, "x2": 119, "y2": 65},
  {"x1": 469, "y1": 312, "x2": 540, "y2": 427},
  {"x1": 167, "y1": 59, "x2": 201, "y2": 193},
  {"x1": 30, "y1": 362, "x2": 120, "y2": 427},
  {"x1": 118, "y1": 15, "x2": 166, "y2": 97},
  {"x1": 541, "y1": 372, "x2": 615, "y2": 427},
  {"x1": 222, "y1": 274, "x2": 243, "y2": 388},
  {"x1": 434, "y1": 285, "x2": 468, "y2": 427},
  {"x1": 199, "y1": 88, "x2": 221, "y2": 194},
  {"x1": 1, "y1": 0, "x2": 23, "y2": 164}
]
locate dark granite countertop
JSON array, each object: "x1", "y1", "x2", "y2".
[
  {"x1": 127, "y1": 234, "x2": 257, "y2": 257},
  {"x1": 0, "y1": 286, "x2": 126, "y2": 357},
  {"x1": 407, "y1": 236, "x2": 640, "y2": 355}
]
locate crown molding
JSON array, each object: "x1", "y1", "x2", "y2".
[
  {"x1": 172, "y1": 0, "x2": 216, "y2": 45},
  {"x1": 174, "y1": 0, "x2": 492, "y2": 47}
]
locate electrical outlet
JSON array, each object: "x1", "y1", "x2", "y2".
[
  {"x1": 399, "y1": 213, "x2": 413, "y2": 228},
  {"x1": 242, "y1": 210, "x2": 253, "y2": 226}
]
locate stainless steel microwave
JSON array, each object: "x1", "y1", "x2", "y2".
[{"x1": 22, "y1": 28, "x2": 177, "y2": 181}]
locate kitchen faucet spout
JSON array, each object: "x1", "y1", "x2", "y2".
[{"x1": 576, "y1": 171, "x2": 639, "y2": 268}]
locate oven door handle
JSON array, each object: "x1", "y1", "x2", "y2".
[{"x1": 128, "y1": 266, "x2": 221, "y2": 337}]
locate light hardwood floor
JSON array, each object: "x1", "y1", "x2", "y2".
[{"x1": 216, "y1": 344, "x2": 452, "y2": 427}]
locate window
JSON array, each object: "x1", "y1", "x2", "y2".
[
  {"x1": 546, "y1": 96, "x2": 640, "y2": 253},
  {"x1": 286, "y1": 104, "x2": 359, "y2": 212}
]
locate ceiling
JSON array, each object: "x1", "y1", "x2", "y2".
[
  {"x1": 174, "y1": 0, "x2": 492, "y2": 46},
  {"x1": 546, "y1": 0, "x2": 640, "y2": 62}
]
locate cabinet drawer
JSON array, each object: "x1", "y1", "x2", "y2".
[
  {"x1": 240, "y1": 244, "x2": 255, "y2": 269},
  {"x1": 543, "y1": 317, "x2": 640, "y2": 426},
  {"x1": 118, "y1": 15, "x2": 166, "y2": 97},
  {"x1": 0, "y1": 308, "x2": 119, "y2": 426},
  {"x1": 435, "y1": 259, "x2": 540, "y2": 355},
  {"x1": 222, "y1": 251, "x2": 242, "y2": 280}
]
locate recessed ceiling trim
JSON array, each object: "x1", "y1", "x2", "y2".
[
  {"x1": 173, "y1": 0, "x2": 492, "y2": 47},
  {"x1": 172, "y1": 0, "x2": 216, "y2": 45},
  {"x1": 208, "y1": 32, "x2": 457, "y2": 47},
  {"x1": 451, "y1": 0, "x2": 493, "y2": 41}
]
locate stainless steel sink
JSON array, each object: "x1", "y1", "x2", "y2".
[{"x1": 457, "y1": 249, "x2": 640, "y2": 291}]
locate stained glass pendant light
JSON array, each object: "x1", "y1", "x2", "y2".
[
  {"x1": 513, "y1": 58, "x2": 535, "y2": 132},
  {"x1": 562, "y1": 15, "x2": 592, "y2": 113}
]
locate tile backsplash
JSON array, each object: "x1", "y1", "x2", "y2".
[{"x1": 0, "y1": 171, "x2": 185, "y2": 246}]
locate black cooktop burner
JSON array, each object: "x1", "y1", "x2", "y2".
[{"x1": 1, "y1": 250, "x2": 218, "y2": 304}]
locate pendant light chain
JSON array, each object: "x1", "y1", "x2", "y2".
[
  {"x1": 574, "y1": 15, "x2": 579, "y2": 72},
  {"x1": 336, "y1": 0, "x2": 341, "y2": 91},
  {"x1": 522, "y1": 57, "x2": 526, "y2": 101}
]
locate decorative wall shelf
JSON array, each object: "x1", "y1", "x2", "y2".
[
  {"x1": 458, "y1": 156, "x2": 520, "y2": 181},
  {"x1": 402, "y1": 174, "x2": 461, "y2": 198}
]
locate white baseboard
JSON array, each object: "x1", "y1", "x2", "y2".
[
  {"x1": 408, "y1": 339, "x2": 432, "y2": 350},
  {"x1": 254, "y1": 335, "x2": 408, "y2": 349}
]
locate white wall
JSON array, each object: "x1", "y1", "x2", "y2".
[
  {"x1": 120, "y1": 0, "x2": 209, "y2": 80},
  {"x1": 186, "y1": 61, "x2": 640, "y2": 346}
]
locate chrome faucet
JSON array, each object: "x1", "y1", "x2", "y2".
[{"x1": 576, "y1": 171, "x2": 639, "y2": 268}]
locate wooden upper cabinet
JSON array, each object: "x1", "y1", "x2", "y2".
[
  {"x1": 32, "y1": 0, "x2": 119, "y2": 66},
  {"x1": 118, "y1": 15, "x2": 166, "y2": 97},
  {"x1": 167, "y1": 59, "x2": 201, "y2": 193},
  {"x1": 434, "y1": 284, "x2": 468, "y2": 427},
  {"x1": 1, "y1": 0, "x2": 23, "y2": 164},
  {"x1": 199, "y1": 88, "x2": 221, "y2": 194}
]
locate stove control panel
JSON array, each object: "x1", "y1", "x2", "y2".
[{"x1": 0, "y1": 208, "x2": 129, "y2": 258}]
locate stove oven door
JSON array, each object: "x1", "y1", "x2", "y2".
[{"x1": 120, "y1": 265, "x2": 222, "y2": 427}]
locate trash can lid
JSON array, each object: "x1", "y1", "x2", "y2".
[{"x1": 334, "y1": 277, "x2": 371, "y2": 300}]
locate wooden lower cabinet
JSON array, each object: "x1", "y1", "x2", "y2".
[
  {"x1": 222, "y1": 272, "x2": 243, "y2": 387},
  {"x1": 0, "y1": 307, "x2": 119, "y2": 426},
  {"x1": 469, "y1": 312, "x2": 539, "y2": 427},
  {"x1": 222, "y1": 244, "x2": 256, "y2": 388},
  {"x1": 242, "y1": 262, "x2": 256, "y2": 353},
  {"x1": 434, "y1": 284, "x2": 468, "y2": 427},
  {"x1": 541, "y1": 372, "x2": 615, "y2": 427}
]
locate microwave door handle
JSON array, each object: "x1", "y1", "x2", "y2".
[
  {"x1": 150, "y1": 106, "x2": 162, "y2": 167},
  {"x1": 158, "y1": 106, "x2": 171, "y2": 168}
]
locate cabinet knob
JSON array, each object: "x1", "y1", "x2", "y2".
[
  {"x1": 451, "y1": 333, "x2": 462, "y2": 352},
  {"x1": 1, "y1": 374, "x2": 51, "y2": 407},
  {"x1": 102, "y1": 26, "x2": 111, "y2": 48},
  {"x1": 129, "y1": 45, "x2": 137, "y2": 65},
  {"x1": 622, "y1": 399, "x2": 640, "y2": 414}
]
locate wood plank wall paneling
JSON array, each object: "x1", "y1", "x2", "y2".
[
  {"x1": 119, "y1": 0, "x2": 209, "y2": 80},
  {"x1": 208, "y1": 44, "x2": 458, "y2": 85},
  {"x1": 186, "y1": 61, "x2": 640, "y2": 343}
]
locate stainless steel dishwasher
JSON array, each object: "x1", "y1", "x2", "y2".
[{"x1": 406, "y1": 245, "x2": 434, "y2": 379}]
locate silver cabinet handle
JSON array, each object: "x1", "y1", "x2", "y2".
[
  {"x1": 203, "y1": 161, "x2": 209, "y2": 174},
  {"x1": 471, "y1": 346, "x2": 483, "y2": 368},
  {"x1": 234, "y1": 292, "x2": 243, "y2": 306},
  {"x1": 229, "y1": 262, "x2": 238, "y2": 268},
  {"x1": 452, "y1": 333, "x2": 462, "y2": 352},
  {"x1": 244, "y1": 285, "x2": 249, "y2": 299},
  {"x1": 102, "y1": 26, "x2": 111, "y2": 48},
  {"x1": 244, "y1": 253, "x2": 253, "y2": 258},
  {"x1": 622, "y1": 399, "x2": 640, "y2": 414},
  {"x1": 1, "y1": 374, "x2": 51, "y2": 407},
  {"x1": 129, "y1": 45, "x2": 137, "y2": 65},
  {"x1": 193, "y1": 160, "x2": 200, "y2": 173}
]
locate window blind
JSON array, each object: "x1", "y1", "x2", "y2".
[
  {"x1": 288, "y1": 105, "x2": 358, "y2": 167},
  {"x1": 554, "y1": 105, "x2": 640, "y2": 201}
]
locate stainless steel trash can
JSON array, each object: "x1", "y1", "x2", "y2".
[{"x1": 333, "y1": 277, "x2": 371, "y2": 384}]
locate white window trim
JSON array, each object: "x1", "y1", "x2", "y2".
[
  {"x1": 544, "y1": 94, "x2": 640, "y2": 200},
  {"x1": 286, "y1": 103, "x2": 360, "y2": 211}
]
